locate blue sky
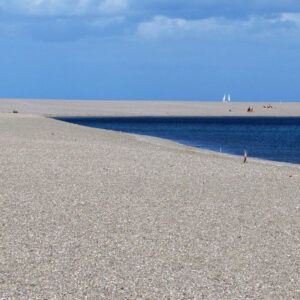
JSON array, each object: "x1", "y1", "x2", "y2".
[{"x1": 0, "y1": 0, "x2": 300, "y2": 101}]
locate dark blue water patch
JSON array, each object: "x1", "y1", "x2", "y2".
[{"x1": 54, "y1": 116, "x2": 300, "y2": 164}]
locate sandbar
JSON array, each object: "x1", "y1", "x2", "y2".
[{"x1": 0, "y1": 98, "x2": 300, "y2": 116}]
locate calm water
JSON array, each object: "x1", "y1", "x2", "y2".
[{"x1": 55, "y1": 117, "x2": 300, "y2": 164}]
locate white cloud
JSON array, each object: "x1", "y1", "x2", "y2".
[
  {"x1": 0, "y1": 0, "x2": 69, "y2": 15},
  {"x1": 280, "y1": 13, "x2": 300, "y2": 27},
  {"x1": 137, "y1": 16, "x2": 235, "y2": 39},
  {"x1": 0, "y1": 1, "x2": 300, "y2": 42},
  {"x1": 0, "y1": 0, "x2": 130, "y2": 15},
  {"x1": 98, "y1": 0, "x2": 129, "y2": 14},
  {"x1": 137, "y1": 14, "x2": 300, "y2": 40}
]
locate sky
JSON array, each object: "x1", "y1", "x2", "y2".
[{"x1": 0, "y1": 0, "x2": 300, "y2": 101}]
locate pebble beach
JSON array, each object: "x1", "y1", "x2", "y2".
[{"x1": 0, "y1": 99, "x2": 300, "y2": 298}]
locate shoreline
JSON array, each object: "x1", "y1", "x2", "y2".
[
  {"x1": 53, "y1": 115, "x2": 300, "y2": 166},
  {"x1": 134, "y1": 130, "x2": 300, "y2": 168},
  {"x1": 51, "y1": 114, "x2": 300, "y2": 118}
]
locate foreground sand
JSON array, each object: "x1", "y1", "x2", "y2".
[
  {"x1": 1, "y1": 98, "x2": 300, "y2": 116},
  {"x1": 0, "y1": 113, "x2": 299, "y2": 299}
]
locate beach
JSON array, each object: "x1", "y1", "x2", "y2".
[
  {"x1": 1, "y1": 98, "x2": 300, "y2": 116},
  {"x1": 0, "y1": 100, "x2": 300, "y2": 298}
]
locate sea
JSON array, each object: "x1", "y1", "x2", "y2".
[{"x1": 55, "y1": 117, "x2": 300, "y2": 165}]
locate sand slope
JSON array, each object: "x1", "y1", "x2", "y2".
[{"x1": 0, "y1": 114, "x2": 299, "y2": 298}]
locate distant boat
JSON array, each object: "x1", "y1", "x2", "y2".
[{"x1": 222, "y1": 94, "x2": 231, "y2": 102}]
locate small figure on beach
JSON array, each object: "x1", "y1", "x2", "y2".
[
  {"x1": 247, "y1": 107, "x2": 254, "y2": 113},
  {"x1": 263, "y1": 104, "x2": 276, "y2": 109},
  {"x1": 243, "y1": 150, "x2": 248, "y2": 163}
]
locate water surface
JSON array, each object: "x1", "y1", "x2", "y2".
[{"x1": 55, "y1": 116, "x2": 300, "y2": 164}]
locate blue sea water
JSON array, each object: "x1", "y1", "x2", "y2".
[{"x1": 55, "y1": 117, "x2": 300, "y2": 164}]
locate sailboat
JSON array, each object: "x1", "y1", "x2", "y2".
[{"x1": 222, "y1": 94, "x2": 231, "y2": 102}]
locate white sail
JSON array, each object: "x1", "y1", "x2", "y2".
[
  {"x1": 228, "y1": 94, "x2": 231, "y2": 102},
  {"x1": 222, "y1": 94, "x2": 226, "y2": 102}
]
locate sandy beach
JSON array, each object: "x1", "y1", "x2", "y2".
[
  {"x1": 1, "y1": 98, "x2": 300, "y2": 116},
  {"x1": 0, "y1": 100, "x2": 300, "y2": 298}
]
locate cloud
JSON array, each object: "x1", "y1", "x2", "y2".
[
  {"x1": 0, "y1": 0, "x2": 130, "y2": 41},
  {"x1": 136, "y1": 14, "x2": 300, "y2": 41},
  {"x1": 131, "y1": 0, "x2": 300, "y2": 20},
  {"x1": 1, "y1": 0, "x2": 300, "y2": 18},
  {"x1": 99, "y1": 0, "x2": 129, "y2": 14},
  {"x1": 0, "y1": 0, "x2": 130, "y2": 16},
  {"x1": 0, "y1": 16, "x2": 128, "y2": 42},
  {"x1": 280, "y1": 13, "x2": 300, "y2": 27},
  {"x1": 0, "y1": 0, "x2": 300, "y2": 42},
  {"x1": 136, "y1": 16, "x2": 234, "y2": 39}
]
